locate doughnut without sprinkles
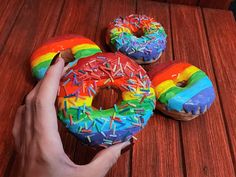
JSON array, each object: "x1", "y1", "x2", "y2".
[
  {"x1": 106, "y1": 14, "x2": 167, "y2": 64},
  {"x1": 57, "y1": 52, "x2": 156, "y2": 147},
  {"x1": 30, "y1": 34, "x2": 102, "y2": 79},
  {"x1": 148, "y1": 61, "x2": 215, "y2": 121}
]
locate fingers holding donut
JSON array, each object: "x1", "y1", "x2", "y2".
[{"x1": 57, "y1": 52, "x2": 156, "y2": 147}]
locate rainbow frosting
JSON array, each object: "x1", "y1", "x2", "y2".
[
  {"x1": 31, "y1": 34, "x2": 102, "y2": 79},
  {"x1": 106, "y1": 14, "x2": 167, "y2": 63},
  {"x1": 57, "y1": 52, "x2": 156, "y2": 147},
  {"x1": 149, "y1": 62, "x2": 215, "y2": 115}
]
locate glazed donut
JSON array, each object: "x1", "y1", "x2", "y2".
[
  {"x1": 31, "y1": 34, "x2": 102, "y2": 79},
  {"x1": 148, "y1": 62, "x2": 215, "y2": 121},
  {"x1": 106, "y1": 14, "x2": 167, "y2": 64},
  {"x1": 57, "y1": 52, "x2": 156, "y2": 147}
]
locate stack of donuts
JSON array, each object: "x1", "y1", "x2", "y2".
[{"x1": 30, "y1": 14, "x2": 215, "y2": 147}]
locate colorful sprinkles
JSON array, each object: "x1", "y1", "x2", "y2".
[
  {"x1": 106, "y1": 14, "x2": 167, "y2": 63},
  {"x1": 57, "y1": 52, "x2": 156, "y2": 147}
]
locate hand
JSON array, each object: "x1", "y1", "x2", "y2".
[{"x1": 12, "y1": 57, "x2": 130, "y2": 177}]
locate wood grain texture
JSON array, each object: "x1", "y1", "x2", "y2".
[
  {"x1": 95, "y1": 0, "x2": 136, "y2": 176},
  {"x1": 0, "y1": 0, "x2": 24, "y2": 53},
  {"x1": 203, "y1": 8, "x2": 236, "y2": 169},
  {"x1": 171, "y1": 4, "x2": 235, "y2": 177},
  {"x1": 132, "y1": 1, "x2": 184, "y2": 177},
  {"x1": 0, "y1": 0, "x2": 64, "y2": 176},
  {"x1": 155, "y1": 0, "x2": 232, "y2": 9},
  {"x1": 199, "y1": 0, "x2": 232, "y2": 9},
  {"x1": 168, "y1": 0, "x2": 198, "y2": 6}
]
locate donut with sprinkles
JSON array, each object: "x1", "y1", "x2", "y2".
[
  {"x1": 57, "y1": 52, "x2": 156, "y2": 147},
  {"x1": 106, "y1": 14, "x2": 167, "y2": 64},
  {"x1": 148, "y1": 61, "x2": 215, "y2": 121},
  {"x1": 31, "y1": 34, "x2": 102, "y2": 79}
]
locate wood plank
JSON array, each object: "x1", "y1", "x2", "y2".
[
  {"x1": 55, "y1": 0, "x2": 101, "y2": 37},
  {"x1": 0, "y1": 0, "x2": 24, "y2": 53},
  {"x1": 199, "y1": 0, "x2": 232, "y2": 9},
  {"x1": 171, "y1": 4, "x2": 235, "y2": 177},
  {"x1": 0, "y1": 0, "x2": 64, "y2": 176},
  {"x1": 95, "y1": 0, "x2": 136, "y2": 176},
  {"x1": 153, "y1": 0, "x2": 167, "y2": 2},
  {"x1": 132, "y1": 1, "x2": 184, "y2": 177},
  {"x1": 168, "y1": 0, "x2": 198, "y2": 6},
  {"x1": 203, "y1": 8, "x2": 236, "y2": 169},
  {"x1": 50, "y1": 0, "x2": 103, "y2": 164}
]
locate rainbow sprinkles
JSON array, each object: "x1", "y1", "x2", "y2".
[
  {"x1": 106, "y1": 14, "x2": 167, "y2": 64},
  {"x1": 57, "y1": 52, "x2": 156, "y2": 147}
]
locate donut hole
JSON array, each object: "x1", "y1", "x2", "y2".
[
  {"x1": 92, "y1": 86, "x2": 123, "y2": 109},
  {"x1": 133, "y1": 29, "x2": 144, "y2": 38},
  {"x1": 176, "y1": 80, "x2": 188, "y2": 87}
]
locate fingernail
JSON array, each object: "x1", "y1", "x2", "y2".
[
  {"x1": 60, "y1": 48, "x2": 74, "y2": 64},
  {"x1": 50, "y1": 53, "x2": 60, "y2": 66}
]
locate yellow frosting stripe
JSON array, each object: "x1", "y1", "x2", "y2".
[
  {"x1": 155, "y1": 65, "x2": 200, "y2": 98},
  {"x1": 122, "y1": 87, "x2": 155, "y2": 100},
  {"x1": 32, "y1": 44, "x2": 100, "y2": 68},
  {"x1": 31, "y1": 52, "x2": 57, "y2": 67},
  {"x1": 71, "y1": 44, "x2": 100, "y2": 53},
  {"x1": 111, "y1": 26, "x2": 132, "y2": 34},
  {"x1": 58, "y1": 87, "x2": 155, "y2": 110},
  {"x1": 175, "y1": 65, "x2": 200, "y2": 83},
  {"x1": 58, "y1": 96, "x2": 93, "y2": 110},
  {"x1": 155, "y1": 80, "x2": 176, "y2": 98}
]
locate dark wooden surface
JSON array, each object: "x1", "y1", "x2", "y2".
[
  {"x1": 155, "y1": 0, "x2": 232, "y2": 9},
  {"x1": 0, "y1": 0, "x2": 235, "y2": 177}
]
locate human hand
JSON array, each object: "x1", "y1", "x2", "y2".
[{"x1": 12, "y1": 57, "x2": 130, "y2": 177}]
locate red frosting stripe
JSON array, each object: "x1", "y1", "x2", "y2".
[
  {"x1": 58, "y1": 52, "x2": 148, "y2": 98},
  {"x1": 151, "y1": 63, "x2": 191, "y2": 86},
  {"x1": 31, "y1": 36, "x2": 96, "y2": 61}
]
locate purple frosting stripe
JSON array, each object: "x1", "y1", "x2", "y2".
[{"x1": 183, "y1": 87, "x2": 215, "y2": 115}]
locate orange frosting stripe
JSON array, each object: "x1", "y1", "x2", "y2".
[
  {"x1": 152, "y1": 63, "x2": 191, "y2": 86},
  {"x1": 31, "y1": 37, "x2": 95, "y2": 61}
]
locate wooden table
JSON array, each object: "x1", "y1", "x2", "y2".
[{"x1": 0, "y1": 0, "x2": 235, "y2": 176}]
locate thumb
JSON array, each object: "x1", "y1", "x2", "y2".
[{"x1": 86, "y1": 141, "x2": 131, "y2": 177}]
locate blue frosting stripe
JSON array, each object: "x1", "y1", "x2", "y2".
[
  {"x1": 183, "y1": 87, "x2": 215, "y2": 114},
  {"x1": 61, "y1": 109, "x2": 154, "y2": 146},
  {"x1": 167, "y1": 77, "x2": 213, "y2": 112},
  {"x1": 115, "y1": 31, "x2": 167, "y2": 61}
]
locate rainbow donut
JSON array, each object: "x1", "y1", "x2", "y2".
[
  {"x1": 106, "y1": 14, "x2": 167, "y2": 64},
  {"x1": 30, "y1": 34, "x2": 102, "y2": 79},
  {"x1": 148, "y1": 62, "x2": 215, "y2": 121},
  {"x1": 57, "y1": 52, "x2": 156, "y2": 147}
]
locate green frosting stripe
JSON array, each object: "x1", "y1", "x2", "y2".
[
  {"x1": 159, "y1": 70, "x2": 207, "y2": 104},
  {"x1": 74, "y1": 48, "x2": 102, "y2": 59},
  {"x1": 58, "y1": 96, "x2": 156, "y2": 124},
  {"x1": 32, "y1": 60, "x2": 51, "y2": 77}
]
